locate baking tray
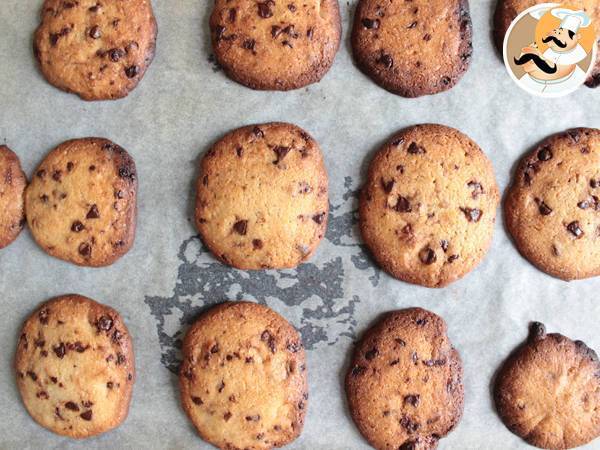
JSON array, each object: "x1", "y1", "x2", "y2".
[{"x1": 0, "y1": 0, "x2": 598, "y2": 448}]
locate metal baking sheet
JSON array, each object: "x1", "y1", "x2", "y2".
[{"x1": 0, "y1": 0, "x2": 598, "y2": 448}]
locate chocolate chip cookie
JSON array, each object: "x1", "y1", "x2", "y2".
[
  {"x1": 346, "y1": 308, "x2": 464, "y2": 450},
  {"x1": 15, "y1": 294, "x2": 135, "y2": 439},
  {"x1": 352, "y1": 0, "x2": 473, "y2": 97},
  {"x1": 505, "y1": 128, "x2": 600, "y2": 280},
  {"x1": 180, "y1": 301, "x2": 308, "y2": 450},
  {"x1": 493, "y1": 0, "x2": 600, "y2": 88},
  {"x1": 360, "y1": 124, "x2": 499, "y2": 288},
  {"x1": 495, "y1": 322, "x2": 600, "y2": 449},
  {"x1": 195, "y1": 123, "x2": 328, "y2": 270},
  {"x1": 0, "y1": 145, "x2": 27, "y2": 249},
  {"x1": 210, "y1": 0, "x2": 341, "y2": 90},
  {"x1": 25, "y1": 138, "x2": 137, "y2": 267},
  {"x1": 34, "y1": 0, "x2": 157, "y2": 100}
]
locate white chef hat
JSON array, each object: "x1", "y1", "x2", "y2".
[{"x1": 551, "y1": 8, "x2": 592, "y2": 33}]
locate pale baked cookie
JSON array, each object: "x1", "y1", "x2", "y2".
[
  {"x1": 25, "y1": 138, "x2": 137, "y2": 267},
  {"x1": 345, "y1": 307, "x2": 464, "y2": 450},
  {"x1": 359, "y1": 124, "x2": 499, "y2": 288},
  {"x1": 15, "y1": 294, "x2": 135, "y2": 439},
  {"x1": 210, "y1": 0, "x2": 341, "y2": 90},
  {"x1": 505, "y1": 128, "x2": 600, "y2": 280},
  {"x1": 195, "y1": 122, "x2": 328, "y2": 270},
  {"x1": 352, "y1": 0, "x2": 473, "y2": 97},
  {"x1": 495, "y1": 322, "x2": 600, "y2": 449},
  {"x1": 179, "y1": 301, "x2": 308, "y2": 450},
  {"x1": 493, "y1": 0, "x2": 600, "y2": 87},
  {"x1": 33, "y1": 0, "x2": 157, "y2": 100},
  {"x1": 0, "y1": 145, "x2": 27, "y2": 249}
]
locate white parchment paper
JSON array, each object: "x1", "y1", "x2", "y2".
[{"x1": 0, "y1": 1, "x2": 598, "y2": 449}]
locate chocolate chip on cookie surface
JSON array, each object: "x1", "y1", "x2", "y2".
[
  {"x1": 179, "y1": 301, "x2": 308, "y2": 450},
  {"x1": 352, "y1": 0, "x2": 473, "y2": 97},
  {"x1": 195, "y1": 122, "x2": 328, "y2": 270},
  {"x1": 210, "y1": 0, "x2": 341, "y2": 90},
  {"x1": 15, "y1": 294, "x2": 135, "y2": 439},
  {"x1": 360, "y1": 124, "x2": 499, "y2": 288},
  {"x1": 34, "y1": 0, "x2": 157, "y2": 100},
  {"x1": 495, "y1": 322, "x2": 600, "y2": 449},
  {"x1": 0, "y1": 145, "x2": 27, "y2": 249},
  {"x1": 25, "y1": 138, "x2": 137, "y2": 267},
  {"x1": 505, "y1": 128, "x2": 600, "y2": 280},
  {"x1": 345, "y1": 307, "x2": 464, "y2": 450},
  {"x1": 493, "y1": 0, "x2": 600, "y2": 88}
]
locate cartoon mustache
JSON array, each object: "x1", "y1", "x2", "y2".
[
  {"x1": 542, "y1": 35, "x2": 567, "y2": 48},
  {"x1": 514, "y1": 53, "x2": 557, "y2": 74}
]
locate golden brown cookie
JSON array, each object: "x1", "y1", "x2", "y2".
[
  {"x1": 493, "y1": 0, "x2": 600, "y2": 88},
  {"x1": 34, "y1": 0, "x2": 157, "y2": 101},
  {"x1": 25, "y1": 138, "x2": 137, "y2": 267},
  {"x1": 359, "y1": 124, "x2": 499, "y2": 288},
  {"x1": 345, "y1": 308, "x2": 464, "y2": 450},
  {"x1": 505, "y1": 128, "x2": 600, "y2": 280},
  {"x1": 15, "y1": 294, "x2": 135, "y2": 439},
  {"x1": 195, "y1": 122, "x2": 328, "y2": 270},
  {"x1": 494, "y1": 322, "x2": 600, "y2": 449},
  {"x1": 179, "y1": 301, "x2": 308, "y2": 450},
  {"x1": 210, "y1": 0, "x2": 341, "y2": 90},
  {"x1": 351, "y1": 0, "x2": 473, "y2": 97},
  {"x1": 0, "y1": 145, "x2": 27, "y2": 249}
]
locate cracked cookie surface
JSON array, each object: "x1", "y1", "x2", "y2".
[
  {"x1": 179, "y1": 301, "x2": 308, "y2": 450},
  {"x1": 495, "y1": 322, "x2": 600, "y2": 449},
  {"x1": 34, "y1": 0, "x2": 157, "y2": 100},
  {"x1": 15, "y1": 294, "x2": 135, "y2": 439},
  {"x1": 345, "y1": 307, "x2": 464, "y2": 450},
  {"x1": 0, "y1": 145, "x2": 27, "y2": 249},
  {"x1": 351, "y1": 0, "x2": 472, "y2": 97},
  {"x1": 25, "y1": 138, "x2": 137, "y2": 267},
  {"x1": 195, "y1": 122, "x2": 328, "y2": 270},
  {"x1": 505, "y1": 128, "x2": 600, "y2": 280},
  {"x1": 360, "y1": 124, "x2": 499, "y2": 288},
  {"x1": 210, "y1": 0, "x2": 341, "y2": 90},
  {"x1": 493, "y1": 0, "x2": 600, "y2": 88}
]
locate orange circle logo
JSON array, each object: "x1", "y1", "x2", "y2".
[{"x1": 503, "y1": 3, "x2": 597, "y2": 97}]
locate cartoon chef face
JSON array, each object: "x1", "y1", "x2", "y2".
[{"x1": 542, "y1": 27, "x2": 580, "y2": 52}]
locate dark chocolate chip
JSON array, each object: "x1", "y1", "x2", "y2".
[
  {"x1": 529, "y1": 322, "x2": 546, "y2": 341},
  {"x1": 89, "y1": 26, "x2": 101, "y2": 39},
  {"x1": 97, "y1": 316, "x2": 113, "y2": 332},
  {"x1": 65, "y1": 401, "x2": 79, "y2": 411},
  {"x1": 312, "y1": 212, "x2": 326, "y2": 224},
  {"x1": 419, "y1": 247, "x2": 436, "y2": 265},
  {"x1": 252, "y1": 239, "x2": 263, "y2": 250},
  {"x1": 467, "y1": 181, "x2": 483, "y2": 199},
  {"x1": 108, "y1": 48, "x2": 125, "y2": 62},
  {"x1": 440, "y1": 240, "x2": 449, "y2": 252},
  {"x1": 404, "y1": 394, "x2": 420, "y2": 407},
  {"x1": 395, "y1": 196, "x2": 412, "y2": 212},
  {"x1": 460, "y1": 207, "x2": 482, "y2": 222},
  {"x1": 273, "y1": 146, "x2": 290, "y2": 164},
  {"x1": 351, "y1": 365, "x2": 366, "y2": 377},
  {"x1": 537, "y1": 146, "x2": 553, "y2": 161},
  {"x1": 567, "y1": 221, "x2": 584, "y2": 238},
  {"x1": 78, "y1": 242, "x2": 92, "y2": 257},
  {"x1": 246, "y1": 414, "x2": 261, "y2": 421},
  {"x1": 125, "y1": 65, "x2": 140, "y2": 78},
  {"x1": 53, "y1": 343, "x2": 66, "y2": 359},
  {"x1": 191, "y1": 396, "x2": 203, "y2": 405},
  {"x1": 242, "y1": 39, "x2": 256, "y2": 52},
  {"x1": 253, "y1": 126, "x2": 264, "y2": 138},
  {"x1": 86, "y1": 204, "x2": 100, "y2": 219},
  {"x1": 377, "y1": 52, "x2": 393, "y2": 69},
  {"x1": 80, "y1": 410, "x2": 93, "y2": 421},
  {"x1": 407, "y1": 142, "x2": 425, "y2": 154},
  {"x1": 52, "y1": 170, "x2": 62, "y2": 181},
  {"x1": 257, "y1": 1, "x2": 273, "y2": 18},
  {"x1": 535, "y1": 199, "x2": 552, "y2": 216},
  {"x1": 381, "y1": 179, "x2": 395, "y2": 193},
  {"x1": 365, "y1": 348, "x2": 378, "y2": 360},
  {"x1": 233, "y1": 220, "x2": 248, "y2": 235},
  {"x1": 66, "y1": 162, "x2": 74, "y2": 171},
  {"x1": 362, "y1": 18, "x2": 380, "y2": 29}
]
